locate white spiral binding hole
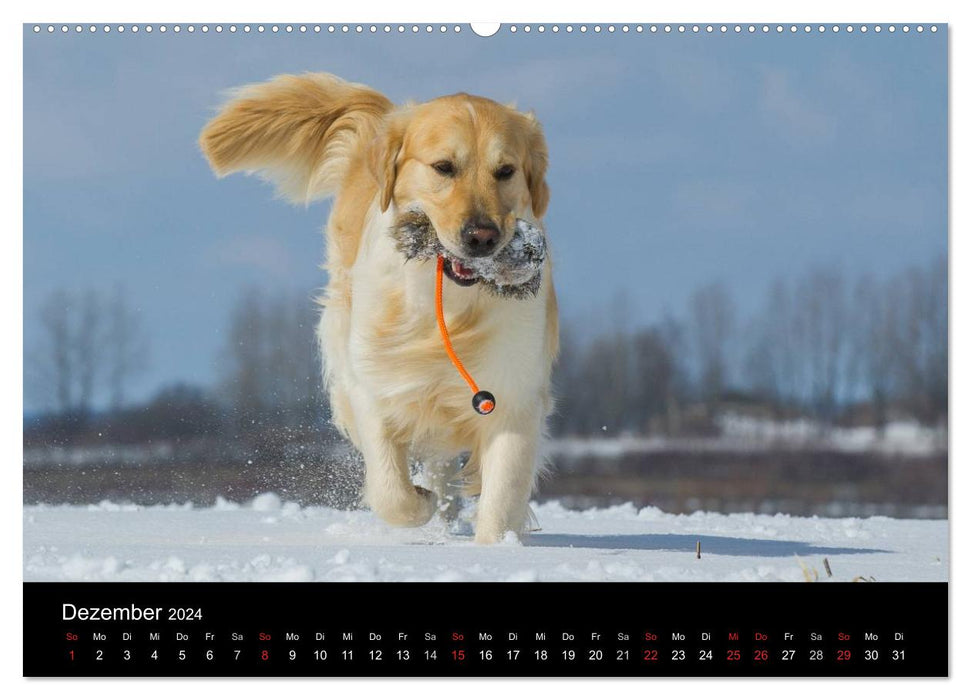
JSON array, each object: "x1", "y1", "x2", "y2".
[{"x1": 30, "y1": 23, "x2": 941, "y2": 36}]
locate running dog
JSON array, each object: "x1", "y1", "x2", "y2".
[{"x1": 200, "y1": 73, "x2": 557, "y2": 543}]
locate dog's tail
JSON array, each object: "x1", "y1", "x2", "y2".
[{"x1": 199, "y1": 72, "x2": 392, "y2": 204}]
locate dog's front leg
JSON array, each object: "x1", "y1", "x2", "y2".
[
  {"x1": 351, "y1": 392, "x2": 437, "y2": 527},
  {"x1": 474, "y1": 412, "x2": 543, "y2": 544}
]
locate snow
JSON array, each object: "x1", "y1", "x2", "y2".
[
  {"x1": 468, "y1": 218, "x2": 546, "y2": 288},
  {"x1": 24, "y1": 418, "x2": 943, "y2": 472},
  {"x1": 23, "y1": 495, "x2": 947, "y2": 583},
  {"x1": 716, "y1": 415, "x2": 946, "y2": 456},
  {"x1": 388, "y1": 209, "x2": 544, "y2": 298},
  {"x1": 552, "y1": 418, "x2": 946, "y2": 459}
]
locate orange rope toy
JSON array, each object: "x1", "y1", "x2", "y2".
[{"x1": 436, "y1": 256, "x2": 496, "y2": 415}]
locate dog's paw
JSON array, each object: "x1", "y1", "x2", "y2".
[
  {"x1": 473, "y1": 528, "x2": 522, "y2": 545},
  {"x1": 473, "y1": 506, "x2": 532, "y2": 544},
  {"x1": 370, "y1": 485, "x2": 438, "y2": 528},
  {"x1": 473, "y1": 529, "x2": 501, "y2": 545}
]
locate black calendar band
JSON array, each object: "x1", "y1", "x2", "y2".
[{"x1": 24, "y1": 582, "x2": 947, "y2": 677}]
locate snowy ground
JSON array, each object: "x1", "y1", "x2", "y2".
[
  {"x1": 550, "y1": 419, "x2": 947, "y2": 459},
  {"x1": 23, "y1": 495, "x2": 947, "y2": 583}
]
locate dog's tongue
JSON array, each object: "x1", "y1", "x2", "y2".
[{"x1": 451, "y1": 260, "x2": 476, "y2": 279}]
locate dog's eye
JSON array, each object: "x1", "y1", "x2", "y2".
[
  {"x1": 432, "y1": 160, "x2": 456, "y2": 177},
  {"x1": 494, "y1": 164, "x2": 516, "y2": 181}
]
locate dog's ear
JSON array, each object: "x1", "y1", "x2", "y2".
[
  {"x1": 199, "y1": 73, "x2": 392, "y2": 203},
  {"x1": 369, "y1": 110, "x2": 409, "y2": 213},
  {"x1": 522, "y1": 112, "x2": 550, "y2": 218}
]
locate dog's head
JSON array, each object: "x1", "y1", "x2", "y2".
[
  {"x1": 199, "y1": 75, "x2": 549, "y2": 290},
  {"x1": 376, "y1": 94, "x2": 550, "y2": 287}
]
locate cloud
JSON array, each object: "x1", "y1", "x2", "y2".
[
  {"x1": 555, "y1": 131, "x2": 697, "y2": 170},
  {"x1": 206, "y1": 234, "x2": 301, "y2": 280},
  {"x1": 472, "y1": 54, "x2": 626, "y2": 114},
  {"x1": 759, "y1": 67, "x2": 836, "y2": 146},
  {"x1": 671, "y1": 179, "x2": 758, "y2": 230},
  {"x1": 846, "y1": 182, "x2": 943, "y2": 232},
  {"x1": 647, "y1": 44, "x2": 739, "y2": 112}
]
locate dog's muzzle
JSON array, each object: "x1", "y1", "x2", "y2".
[{"x1": 389, "y1": 210, "x2": 546, "y2": 299}]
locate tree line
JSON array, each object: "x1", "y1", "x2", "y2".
[
  {"x1": 28, "y1": 286, "x2": 149, "y2": 415},
  {"x1": 28, "y1": 256, "x2": 946, "y2": 443},
  {"x1": 26, "y1": 286, "x2": 327, "y2": 446},
  {"x1": 553, "y1": 256, "x2": 947, "y2": 436},
  {"x1": 218, "y1": 288, "x2": 325, "y2": 431}
]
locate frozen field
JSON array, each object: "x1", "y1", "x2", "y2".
[{"x1": 23, "y1": 495, "x2": 948, "y2": 583}]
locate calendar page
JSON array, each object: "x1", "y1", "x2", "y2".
[{"x1": 22, "y1": 20, "x2": 948, "y2": 677}]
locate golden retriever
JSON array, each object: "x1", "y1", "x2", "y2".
[{"x1": 199, "y1": 73, "x2": 557, "y2": 543}]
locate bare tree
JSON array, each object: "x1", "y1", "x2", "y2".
[
  {"x1": 573, "y1": 330, "x2": 633, "y2": 434},
  {"x1": 224, "y1": 288, "x2": 266, "y2": 426},
  {"x1": 658, "y1": 313, "x2": 690, "y2": 434},
  {"x1": 74, "y1": 290, "x2": 102, "y2": 413},
  {"x1": 291, "y1": 296, "x2": 325, "y2": 423},
  {"x1": 221, "y1": 288, "x2": 325, "y2": 430},
  {"x1": 688, "y1": 282, "x2": 735, "y2": 409},
  {"x1": 33, "y1": 288, "x2": 106, "y2": 414},
  {"x1": 851, "y1": 275, "x2": 898, "y2": 431},
  {"x1": 36, "y1": 289, "x2": 75, "y2": 413},
  {"x1": 925, "y1": 255, "x2": 948, "y2": 423},
  {"x1": 630, "y1": 327, "x2": 676, "y2": 433},
  {"x1": 888, "y1": 257, "x2": 947, "y2": 425},
  {"x1": 550, "y1": 321, "x2": 582, "y2": 434},
  {"x1": 744, "y1": 278, "x2": 800, "y2": 415},
  {"x1": 263, "y1": 294, "x2": 323, "y2": 421},
  {"x1": 793, "y1": 269, "x2": 850, "y2": 423},
  {"x1": 550, "y1": 311, "x2": 691, "y2": 437},
  {"x1": 106, "y1": 286, "x2": 150, "y2": 410}
]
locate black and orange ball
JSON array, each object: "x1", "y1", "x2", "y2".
[{"x1": 472, "y1": 390, "x2": 496, "y2": 415}]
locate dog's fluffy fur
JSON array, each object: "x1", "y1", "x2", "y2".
[{"x1": 200, "y1": 73, "x2": 558, "y2": 543}]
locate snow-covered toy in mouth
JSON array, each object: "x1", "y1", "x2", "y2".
[
  {"x1": 390, "y1": 211, "x2": 547, "y2": 299},
  {"x1": 389, "y1": 211, "x2": 548, "y2": 415}
]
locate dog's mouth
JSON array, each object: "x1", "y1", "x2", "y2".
[
  {"x1": 442, "y1": 257, "x2": 480, "y2": 287},
  {"x1": 390, "y1": 208, "x2": 546, "y2": 299}
]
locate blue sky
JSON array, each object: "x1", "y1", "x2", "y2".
[{"x1": 23, "y1": 26, "x2": 947, "y2": 411}]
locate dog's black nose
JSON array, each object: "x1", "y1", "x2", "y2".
[{"x1": 461, "y1": 220, "x2": 500, "y2": 257}]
